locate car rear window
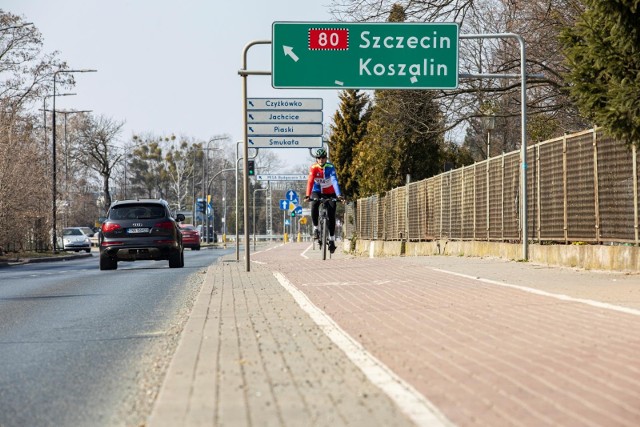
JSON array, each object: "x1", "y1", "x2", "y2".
[
  {"x1": 109, "y1": 204, "x2": 166, "y2": 220},
  {"x1": 63, "y1": 228, "x2": 83, "y2": 236}
]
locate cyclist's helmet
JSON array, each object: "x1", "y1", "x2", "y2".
[{"x1": 315, "y1": 148, "x2": 327, "y2": 158}]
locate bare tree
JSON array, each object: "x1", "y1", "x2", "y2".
[
  {"x1": 0, "y1": 11, "x2": 71, "y2": 252},
  {"x1": 328, "y1": 0, "x2": 590, "y2": 159},
  {"x1": 73, "y1": 114, "x2": 125, "y2": 214}
]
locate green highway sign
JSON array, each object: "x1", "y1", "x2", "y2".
[{"x1": 272, "y1": 22, "x2": 459, "y2": 89}]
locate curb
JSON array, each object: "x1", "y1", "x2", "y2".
[{"x1": 0, "y1": 252, "x2": 93, "y2": 268}]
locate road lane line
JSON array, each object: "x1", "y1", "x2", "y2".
[{"x1": 274, "y1": 271, "x2": 453, "y2": 427}]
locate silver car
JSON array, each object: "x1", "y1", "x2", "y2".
[{"x1": 62, "y1": 227, "x2": 92, "y2": 253}]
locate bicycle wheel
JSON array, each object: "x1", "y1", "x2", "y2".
[{"x1": 321, "y1": 217, "x2": 328, "y2": 260}]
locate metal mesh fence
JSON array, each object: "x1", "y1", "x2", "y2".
[{"x1": 355, "y1": 128, "x2": 639, "y2": 245}]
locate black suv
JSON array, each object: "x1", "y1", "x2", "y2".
[{"x1": 99, "y1": 199, "x2": 185, "y2": 270}]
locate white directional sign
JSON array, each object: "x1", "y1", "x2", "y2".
[
  {"x1": 248, "y1": 136, "x2": 323, "y2": 148},
  {"x1": 246, "y1": 98, "x2": 324, "y2": 149},
  {"x1": 247, "y1": 110, "x2": 323, "y2": 123},
  {"x1": 256, "y1": 174, "x2": 307, "y2": 181},
  {"x1": 247, "y1": 98, "x2": 323, "y2": 111},
  {"x1": 248, "y1": 123, "x2": 323, "y2": 136}
]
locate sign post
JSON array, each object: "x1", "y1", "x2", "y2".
[{"x1": 272, "y1": 22, "x2": 459, "y2": 89}]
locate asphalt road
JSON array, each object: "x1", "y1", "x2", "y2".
[{"x1": 0, "y1": 247, "x2": 233, "y2": 427}]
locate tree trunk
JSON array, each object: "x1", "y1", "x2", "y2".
[{"x1": 102, "y1": 174, "x2": 112, "y2": 214}]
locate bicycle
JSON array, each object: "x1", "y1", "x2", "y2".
[{"x1": 310, "y1": 196, "x2": 340, "y2": 260}]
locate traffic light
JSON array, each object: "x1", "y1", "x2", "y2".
[
  {"x1": 196, "y1": 199, "x2": 206, "y2": 213},
  {"x1": 290, "y1": 211, "x2": 296, "y2": 217},
  {"x1": 247, "y1": 160, "x2": 255, "y2": 176}
]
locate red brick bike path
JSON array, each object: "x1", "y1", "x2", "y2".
[{"x1": 252, "y1": 243, "x2": 640, "y2": 426}]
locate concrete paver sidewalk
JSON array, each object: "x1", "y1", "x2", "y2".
[
  {"x1": 149, "y1": 250, "x2": 415, "y2": 427},
  {"x1": 150, "y1": 243, "x2": 640, "y2": 426}
]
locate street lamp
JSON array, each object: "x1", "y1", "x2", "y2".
[
  {"x1": 481, "y1": 114, "x2": 496, "y2": 160},
  {"x1": 200, "y1": 136, "x2": 227, "y2": 242},
  {"x1": 51, "y1": 68, "x2": 97, "y2": 252},
  {"x1": 59, "y1": 109, "x2": 92, "y2": 226},
  {"x1": 205, "y1": 167, "x2": 234, "y2": 244},
  {"x1": 42, "y1": 93, "x2": 75, "y2": 166},
  {"x1": 253, "y1": 187, "x2": 268, "y2": 251}
]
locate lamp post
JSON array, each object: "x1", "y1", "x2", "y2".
[
  {"x1": 253, "y1": 187, "x2": 268, "y2": 251},
  {"x1": 61, "y1": 109, "x2": 92, "y2": 226},
  {"x1": 45, "y1": 108, "x2": 92, "y2": 227},
  {"x1": 206, "y1": 168, "x2": 234, "y2": 243},
  {"x1": 42, "y1": 93, "x2": 75, "y2": 167},
  {"x1": 52, "y1": 68, "x2": 97, "y2": 252},
  {"x1": 201, "y1": 137, "x2": 225, "y2": 242},
  {"x1": 481, "y1": 114, "x2": 496, "y2": 160}
]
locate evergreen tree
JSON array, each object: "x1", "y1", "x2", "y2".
[
  {"x1": 328, "y1": 90, "x2": 371, "y2": 199},
  {"x1": 561, "y1": 0, "x2": 640, "y2": 147},
  {"x1": 356, "y1": 89, "x2": 444, "y2": 195},
  {"x1": 354, "y1": 3, "x2": 445, "y2": 195}
]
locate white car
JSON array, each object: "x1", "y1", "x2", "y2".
[{"x1": 62, "y1": 227, "x2": 92, "y2": 253}]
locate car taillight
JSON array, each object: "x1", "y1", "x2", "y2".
[
  {"x1": 102, "y1": 222, "x2": 122, "y2": 233},
  {"x1": 154, "y1": 221, "x2": 174, "y2": 230},
  {"x1": 101, "y1": 240, "x2": 123, "y2": 246}
]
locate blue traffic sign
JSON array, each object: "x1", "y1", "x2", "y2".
[
  {"x1": 285, "y1": 189, "x2": 298, "y2": 200},
  {"x1": 294, "y1": 205, "x2": 303, "y2": 215},
  {"x1": 279, "y1": 199, "x2": 289, "y2": 210},
  {"x1": 285, "y1": 189, "x2": 299, "y2": 204}
]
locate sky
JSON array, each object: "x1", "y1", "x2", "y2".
[{"x1": 4, "y1": 0, "x2": 343, "y2": 171}]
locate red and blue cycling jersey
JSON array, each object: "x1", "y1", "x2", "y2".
[{"x1": 306, "y1": 162, "x2": 342, "y2": 197}]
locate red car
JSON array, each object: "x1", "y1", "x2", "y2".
[{"x1": 179, "y1": 224, "x2": 201, "y2": 250}]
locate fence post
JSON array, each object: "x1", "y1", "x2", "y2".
[
  {"x1": 473, "y1": 163, "x2": 477, "y2": 240},
  {"x1": 633, "y1": 144, "x2": 639, "y2": 245},
  {"x1": 501, "y1": 152, "x2": 505, "y2": 241},
  {"x1": 592, "y1": 128, "x2": 601, "y2": 243},
  {"x1": 563, "y1": 134, "x2": 568, "y2": 244},
  {"x1": 461, "y1": 166, "x2": 465, "y2": 239},
  {"x1": 486, "y1": 159, "x2": 490, "y2": 241},
  {"x1": 439, "y1": 175, "x2": 444, "y2": 239},
  {"x1": 536, "y1": 145, "x2": 541, "y2": 243},
  {"x1": 405, "y1": 176, "x2": 410, "y2": 242}
]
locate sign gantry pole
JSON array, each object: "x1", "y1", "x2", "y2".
[
  {"x1": 240, "y1": 25, "x2": 531, "y2": 263},
  {"x1": 239, "y1": 40, "x2": 271, "y2": 272}
]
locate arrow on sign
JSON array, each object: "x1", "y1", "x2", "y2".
[
  {"x1": 249, "y1": 126, "x2": 255, "y2": 133},
  {"x1": 249, "y1": 113, "x2": 254, "y2": 120},
  {"x1": 248, "y1": 100, "x2": 255, "y2": 107},
  {"x1": 283, "y1": 46, "x2": 299, "y2": 62},
  {"x1": 248, "y1": 139, "x2": 254, "y2": 145}
]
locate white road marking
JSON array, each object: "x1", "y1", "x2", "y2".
[
  {"x1": 274, "y1": 271, "x2": 454, "y2": 427},
  {"x1": 300, "y1": 244, "x2": 314, "y2": 259},
  {"x1": 429, "y1": 267, "x2": 640, "y2": 317}
]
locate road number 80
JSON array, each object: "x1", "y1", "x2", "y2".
[{"x1": 308, "y1": 29, "x2": 349, "y2": 50}]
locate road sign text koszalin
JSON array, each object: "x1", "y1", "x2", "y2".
[{"x1": 272, "y1": 22, "x2": 459, "y2": 89}]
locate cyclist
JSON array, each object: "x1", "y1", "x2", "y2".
[{"x1": 303, "y1": 148, "x2": 344, "y2": 253}]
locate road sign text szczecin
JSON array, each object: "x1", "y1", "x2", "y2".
[{"x1": 272, "y1": 22, "x2": 459, "y2": 89}]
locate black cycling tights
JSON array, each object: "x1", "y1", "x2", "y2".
[{"x1": 310, "y1": 193, "x2": 337, "y2": 236}]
